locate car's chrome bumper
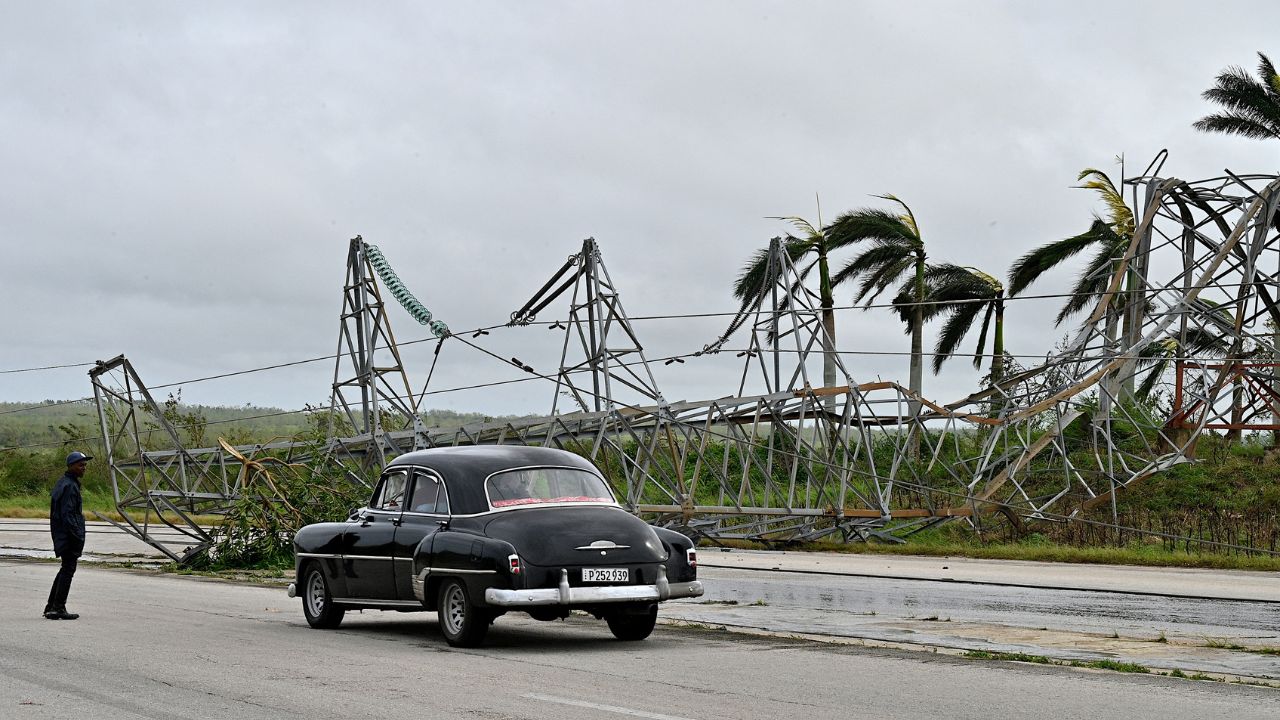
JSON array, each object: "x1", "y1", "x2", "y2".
[{"x1": 484, "y1": 569, "x2": 703, "y2": 607}]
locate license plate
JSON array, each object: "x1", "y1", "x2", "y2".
[{"x1": 582, "y1": 567, "x2": 629, "y2": 583}]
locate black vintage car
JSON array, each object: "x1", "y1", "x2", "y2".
[{"x1": 288, "y1": 445, "x2": 703, "y2": 646}]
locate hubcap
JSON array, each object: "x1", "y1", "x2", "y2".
[
  {"x1": 306, "y1": 571, "x2": 326, "y2": 617},
  {"x1": 443, "y1": 585, "x2": 465, "y2": 635}
]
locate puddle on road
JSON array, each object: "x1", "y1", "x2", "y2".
[
  {"x1": 0, "y1": 548, "x2": 165, "y2": 565},
  {"x1": 664, "y1": 600, "x2": 1280, "y2": 680}
]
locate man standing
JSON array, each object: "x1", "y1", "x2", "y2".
[{"x1": 45, "y1": 451, "x2": 90, "y2": 620}]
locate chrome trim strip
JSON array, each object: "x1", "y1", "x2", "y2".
[
  {"x1": 484, "y1": 580, "x2": 704, "y2": 607},
  {"x1": 296, "y1": 553, "x2": 413, "y2": 562},
  {"x1": 575, "y1": 540, "x2": 630, "y2": 550},
  {"x1": 433, "y1": 568, "x2": 497, "y2": 575},
  {"x1": 457, "y1": 501, "x2": 624, "y2": 518},
  {"x1": 332, "y1": 598, "x2": 424, "y2": 607}
]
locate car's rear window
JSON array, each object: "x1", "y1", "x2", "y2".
[{"x1": 486, "y1": 467, "x2": 616, "y2": 509}]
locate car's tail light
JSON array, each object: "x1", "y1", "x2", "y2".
[
  {"x1": 508, "y1": 553, "x2": 522, "y2": 575},
  {"x1": 686, "y1": 547, "x2": 697, "y2": 569}
]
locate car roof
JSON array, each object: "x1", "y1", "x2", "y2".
[{"x1": 384, "y1": 446, "x2": 602, "y2": 514}]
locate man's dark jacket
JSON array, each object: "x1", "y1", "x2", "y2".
[{"x1": 50, "y1": 473, "x2": 85, "y2": 557}]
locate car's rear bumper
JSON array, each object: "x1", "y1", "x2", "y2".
[{"x1": 484, "y1": 569, "x2": 703, "y2": 607}]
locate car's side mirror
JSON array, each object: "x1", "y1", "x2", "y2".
[{"x1": 347, "y1": 508, "x2": 361, "y2": 521}]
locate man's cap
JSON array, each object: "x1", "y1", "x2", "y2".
[{"x1": 66, "y1": 451, "x2": 94, "y2": 466}]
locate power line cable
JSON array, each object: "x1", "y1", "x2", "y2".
[{"x1": 0, "y1": 362, "x2": 95, "y2": 375}]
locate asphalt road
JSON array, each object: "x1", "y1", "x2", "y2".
[
  {"x1": 3, "y1": 520, "x2": 1280, "y2": 680},
  {"x1": 2, "y1": 560, "x2": 1277, "y2": 720}
]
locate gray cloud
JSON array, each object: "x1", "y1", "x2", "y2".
[{"x1": 2, "y1": 1, "x2": 1278, "y2": 417}]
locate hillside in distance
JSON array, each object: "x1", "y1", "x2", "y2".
[{"x1": 0, "y1": 400, "x2": 528, "y2": 451}]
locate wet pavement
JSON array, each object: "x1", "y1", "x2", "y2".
[
  {"x1": 657, "y1": 548, "x2": 1280, "y2": 682},
  {"x1": 0, "y1": 518, "x2": 185, "y2": 565},
  {"x1": 5, "y1": 519, "x2": 1280, "y2": 682}
]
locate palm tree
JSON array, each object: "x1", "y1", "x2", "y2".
[
  {"x1": 1008, "y1": 168, "x2": 1141, "y2": 406},
  {"x1": 1007, "y1": 168, "x2": 1134, "y2": 325},
  {"x1": 827, "y1": 195, "x2": 928, "y2": 403},
  {"x1": 731, "y1": 216, "x2": 851, "y2": 393},
  {"x1": 1135, "y1": 330, "x2": 1231, "y2": 402},
  {"x1": 1193, "y1": 52, "x2": 1280, "y2": 141},
  {"x1": 895, "y1": 264, "x2": 1007, "y2": 382},
  {"x1": 1195, "y1": 52, "x2": 1280, "y2": 444}
]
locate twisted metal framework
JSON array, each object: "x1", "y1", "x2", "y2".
[
  {"x1": 329, "y1": 236, "x2": 439, "y2": 465},
  {"x1": 90, "y1": 165, "x2": 1280, "y2": 559},
  {"x1": 89, "y1": 355, "x2": 314, "y2": 561},
  {"x1": 947, "y1": 170, "x2": 1280, "y2": 524},
  {"x1": 509, "y1": 238, "x2": 665, "y2": 414}
]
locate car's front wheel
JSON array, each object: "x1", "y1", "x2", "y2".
[
  {"x1": 301, "y1": 564, "x2": 345, "y2": 629},
  {"x1": 437, "y1": 579, "x2": 490, "y2": 647},
  {"x1": 605, "y1": 603, "x2": 657, "y2": 641}
]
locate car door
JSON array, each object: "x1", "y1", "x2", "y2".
[
  {"x1": 392, "y1": 468, "x2": 450, "y2": 601},
  {"x1": 341, "y1": 469, "x2": 407, "y2": 600}
]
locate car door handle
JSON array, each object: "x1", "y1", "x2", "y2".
[{"x1": 392, "y1": 518, "x2": 402, "y2": 527}]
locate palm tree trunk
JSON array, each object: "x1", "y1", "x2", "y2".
[
  {"x1": 1227, "y1": 370, "x2": 1244, "y2": 443},
  {"x1": 1098, "y1": 305, "x2": 1119, "y2": 426},
  {"x1": 818, "y1": 248, "x2": 838, "y2": 428},
  {"x1": 818, "y1": 251, "x2": 837, "y2": 392},
  {"x1": 822, "y1": 309, "x2": 837, "y2": 392},
  {"x1": 992, "y1": 296, "x2": 1005, "y2": 384},
  {"x1": 1273, "y1": 319, "x2": 1279, "y2": 448},
  {"x1": 908, "y1": 252, "x2": 925, "y2": 458}
]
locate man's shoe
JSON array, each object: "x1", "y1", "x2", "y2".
[
  {"x1": 43, "y1": 610, "x2": 61, "y2": 620},
  {"x1": 55, "y1": 609, "x2": 79, "y2": 620}
]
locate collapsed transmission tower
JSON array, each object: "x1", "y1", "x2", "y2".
[
  {"x1": 88, "y1": 160, "x2": 1280, "y2": 560},
  {"x1": 508, "y1": 237, "x2": 665, "y2": 414},
  {"x1": 328, "y1": 236, "x2": 449, "y2": 465}
]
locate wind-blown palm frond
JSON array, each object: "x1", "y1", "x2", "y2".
[
  {"x1": 1193, "y1": 52, "x2": 1280, "y2": 141},
  {"x1": 724, "y1": 208, "x2": 875, "y2": 387},
  {"x1": 1007, "y1": 159, "x2": 1138, "y2": 333},
  {"x1": 1008, "y1": 219, "x2": 1119, "y2": 298},
  {"x1": 826, "y1": 195, "x2": 930, "y2": 399},
  {"x1": 1134, "y1": 328, "x2": 1234, "y2": 401},
  {"x1": 826, "y1": 209, "x2": 920, "y2": 248},
  {"x1": 1076, "y1": 169, "x2": 1134, "y2": 237},
  {"x1": 833, "y1": 242, "x2": 914, "y2": 305},
  {"x1": 1055, "y1": 235, "x2": 1126, "y2": 325},
  {"x1": 1135, "y1": 339, "x2": 1179, "y2": 401},
  {"x1": 1008, "y1": 216, "x2": 1128, "y2": 326},
  {"x1": 732, "y1": 236, "x2": 811, "y2": 310},
  {"x1": 901, "y1": 264, "x2": 1004, "y2": 374}
]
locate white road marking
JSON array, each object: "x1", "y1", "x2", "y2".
[{"x1": 523, "y1": 693, "x2": 700, "y2": 720}]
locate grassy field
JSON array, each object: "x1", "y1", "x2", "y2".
[
  {"x1": 5, "y1": 488, "x2": 1277, "y2": 572},
  {"x1": 4, "y1": 400, "x2": 1279, "y2": 571}
]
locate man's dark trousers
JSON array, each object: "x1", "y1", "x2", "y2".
[{"x1": 46, "y1": 539, "x2": 82, "y2": 610}]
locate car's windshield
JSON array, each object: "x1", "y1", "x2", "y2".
[{"x1": 486, "y1": 467, "x2": 616, "y2": 509}]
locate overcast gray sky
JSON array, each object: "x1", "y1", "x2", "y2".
[{"x1": 2, "y1": 1, "x2": 1277, "y2": 418}]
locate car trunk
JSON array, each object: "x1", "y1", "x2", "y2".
[{"x1": 480, "y1": 505, "x2": 667, "y2": 567}]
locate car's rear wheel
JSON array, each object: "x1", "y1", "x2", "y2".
[
  {"x1": 437, "y1": 579, "x2": 490, "y2": 647},
  {"x1": 301, "y1": 563, "x2": 345, "y2": 629},
  {"x1": 605, "y1": 603, "x2": 657, "y2": 641}
]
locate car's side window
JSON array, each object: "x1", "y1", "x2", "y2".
[
  {"x1": 408, "y1": 472, "x2": 448, "y2": 515},
  {"x1": 373, "y1": 471, "x2": 409, "y2": 511}
]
